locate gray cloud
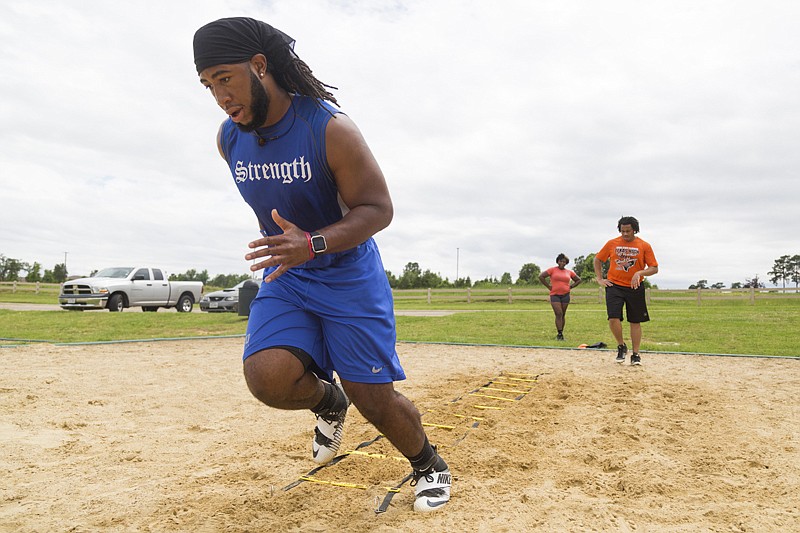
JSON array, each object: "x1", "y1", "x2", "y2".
[{"x1": 1, "y1": 0, "x2": 797, "y2": 288}]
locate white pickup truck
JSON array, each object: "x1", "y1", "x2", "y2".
[{"x1": 59, "y1": 267, "x2": 204, "y2": 312}]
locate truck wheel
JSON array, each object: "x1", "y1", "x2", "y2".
[
  {"x1": 142, "y1": 306, "x2": 158, "y2": 312},
  {"x1": 176, "y1": 294, "x2": 194, "y2": 313},
  {"x1": 108, "y1": 294, "x2": 124, "y2": 312}
]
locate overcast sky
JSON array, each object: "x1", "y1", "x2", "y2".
[{"x1": 1, "y1": 0, "x2": 798, "y2": 289}]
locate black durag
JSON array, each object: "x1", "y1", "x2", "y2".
[{"x1": 193, "y1": 17, "x2": 296, "y2": 74}]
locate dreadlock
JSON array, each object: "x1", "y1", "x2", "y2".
[
  {"x1": 271, "y1": 55, "x2": 339, "y2": 108},
  {"x1": 193, "y1": 17, "x2": 339, "y2": 110}
]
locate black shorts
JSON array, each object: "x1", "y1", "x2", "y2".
[
  {"x1": 550, "y1": 293, "x2": 571, "y2": 304},
  {"x1": 605, "y1": 284, "x2": 650, "y2": 323}
]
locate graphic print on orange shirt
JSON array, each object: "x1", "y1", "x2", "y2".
[{"x1": 614, "y1": 246, "x2": 639, "y2": 273}]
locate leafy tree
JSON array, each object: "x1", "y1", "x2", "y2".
[
  {"x1": 393, "y1": 262, "x2": 447, "y2": 289},
  {"x1": 500, "y1": 272, "x2": 512, "y2": 285},
  {"x1": 710, "y1": 282, "x2": 725, "y2": 289},
  {"x1": 52, "y1": 263, "x2": 68, "y2": 283},
  {"x1": 419, "y1": 269, "x2": 446, "y2": 288},
  {"x1": 731, "y1": 282, "x2": 743, "y2": 289},
  {"x1": 473, "y1": 276, "x2": 500, "y2": 288},
  {"x1": 25, "y1": 262, "x2": 42, "y2": 282},
  {"x1": 516, "y1": 263, "x2": 541, "y2": 285},
  {"x1": 572, "y1": 254, "x2": 597, "y2": 281},
  {"x1": 42, "y1": 269, "x2": 56, "y2": 283},
  {"x1": 688, "y1": 279, "x2": 708, "y2": 290},
  {"x1": 453, "y1": 276, "x2": 471, "y2": 288},
  {"x1": 209, "y1": 273, "x2": 251, "y2": 288},
  {"x1": 743, "y1": 275, "x2": 765, "y2": 289},
  {"x1": 169, "y1": 269, "x2": 209, "y2": 283},
  {"x1": 787, "y1": 254, "x2": 800, "y2": 288},
  {"x1": 768, "y1": 255, "x2": 792, "y2": 288},
  {"x1": 0, "y1": 254, "x2": 25, "y2": 281},
  {"x1": 385, "y1": 270, "x2": 398, "y2": 288},
  {"x1": 579, "y1": 253, "x2": 608, "y2": 282},
  {"x1": 397, "y1": 262, "x2": 421, "y2": 289}
]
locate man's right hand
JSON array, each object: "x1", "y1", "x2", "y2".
[{"x1": 245, "y1": 209, "x2": 313, "y2": 283}]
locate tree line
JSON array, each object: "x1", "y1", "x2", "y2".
[
  {"x1": 0, "y1": 255, "x2": 67, "y2": 283},
  {"x1": 0, "y1": 254, "x2": 250, "y2": 288},
  {"x1": 167, "y1": 269, "x2": 251, "y2": 289},
  {"x1": 688, "y1": 254, "x2": 799, "y2": 290},
  {"x1": 385, "y1": 254, "x2": 614, "y2": 289},
  {"x1": 3, "y1": 251, "x2": 796, "y2": 290}
]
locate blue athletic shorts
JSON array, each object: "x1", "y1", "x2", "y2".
[{"x1": 243, "y1": 239, "x2": 406, "y2": 384}]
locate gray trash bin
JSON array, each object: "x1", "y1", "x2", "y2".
[{"x1": 238, "y1": 280, "x2": 260, "y2": 317}]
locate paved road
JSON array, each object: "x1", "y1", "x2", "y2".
[
  {"x1": 0, "y1": 303, "x2": 63, "y2": 311},
  {"x1": 0, "y1": 303, "x2": 176, "y2": 312},
  {"x1": 0, "y1": 303, "x2": 457, "y2": 316}
]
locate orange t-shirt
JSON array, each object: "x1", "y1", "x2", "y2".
[
  {"x1": 545, "y1": 266, "x2": 577, "y2": 296},
  {"x1": 596, "y1": 236, "x2": 658, "y2": 287}
]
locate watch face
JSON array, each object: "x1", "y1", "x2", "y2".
[{"x1": 311, "y1": 234, "x2": 327, "y2": 253}]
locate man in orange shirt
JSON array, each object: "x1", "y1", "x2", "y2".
[{"x1": 593, "y1": 216, "x2": 659, "y2": 365}]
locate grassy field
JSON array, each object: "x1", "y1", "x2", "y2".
[
  {"x1": 2, "y1": 293, "x2": 799, "y2": 356},
  {"x1": 394, "y1": 300, "x2": 800, "y2": 356}
]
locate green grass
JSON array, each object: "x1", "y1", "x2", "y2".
[
  {"x1": 0, "y1": 288, "x2": 61, "y2": 304},
  {"x1": 0, "y1": 310, "x2": 248, "y2": 344},
  {"x1": 2, "y1": 291, "x2": 799, "y2": 357},
  {"x1": 395, "y1": 300, "x2": 800, "y2": 356}
]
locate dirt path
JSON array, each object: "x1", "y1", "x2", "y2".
[{"x1": 1, "y1": 339, "x2": 798, "y2": 531}]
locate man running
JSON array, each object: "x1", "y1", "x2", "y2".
[{"x1": 193, "y1": 17, "x2": 451, "y2": 512}]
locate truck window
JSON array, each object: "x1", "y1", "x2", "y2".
[
  {"x1": 133, "y1": 268, "x2": 150, "y2": 281},
  {"x1": 153, "y1": 269, "x2": 164, "y2": 280}
]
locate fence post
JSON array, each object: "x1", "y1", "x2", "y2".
[
  {"x1": 12, "y1": 281, "x2": 17, "y2": 293},
  {"x1": 750, "y1": 286, "x2": 755, "y2": 304},
  {"x1": 598, "y1": 286, "x2": 603, "y2": 303},
  {"x1": 427, "y1": 287, "x2": 431, "y2": 305},
  {"x1": 467, "y1": 287, "x2": 472, "y2": 304},
  {"x1": 508, "y1": 287, "x2": 513, "y2": 304},
  {"x1": 36, "y1": 281, "x2": 41, "y2": 294},
  {"x1": 646, "y1": 287, "x2": 651, "y2": 305},
  {"x1": 696, "y1": 287, "x2": 702, "y2": 306}
]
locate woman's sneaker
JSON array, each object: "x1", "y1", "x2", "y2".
[
  {"x1": 411, "y1": 458, "x2": 452, "y2": 512},
  {"x1": 631, "y1": 353, "x2": 642, "y2": 366},
  {"x1": 312, "y1": 383, "x2": 349, "y2": 464}
]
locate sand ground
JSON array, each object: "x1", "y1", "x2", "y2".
[{"x1": 1, "y1": 339, "x2": 798, "y2": 532}]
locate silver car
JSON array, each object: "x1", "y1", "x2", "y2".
[{"x1": 199, "y1": 279, "x2": 260, "y2": 313}]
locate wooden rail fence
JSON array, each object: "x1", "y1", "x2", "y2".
[
  {"x1": 2, "y1": 282, "x2": 798, "y2": 307},
  {"x1": 392, "y1": 286, "x2": 800, "y2": 305}
]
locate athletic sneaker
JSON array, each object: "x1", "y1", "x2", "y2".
[
  {"x1": 312, "y1": 382, "x2": 349, "y2": 464},
  {"x1": 556, "y1": 333, "x2": 565, "y2": 341},
  {"x1": 411, "y1": 461, "x2": 451, "y2": 512},
  {"x1": 630, "y1": 353, "x2": 641, "y2": 366},
  {"x1": 615, "y1": 344, "x2": 627, "y2": 364}
]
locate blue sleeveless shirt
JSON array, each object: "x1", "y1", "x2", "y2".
[{"x1": 220, "y1": 95, "x2": 366, "y2": 269}]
